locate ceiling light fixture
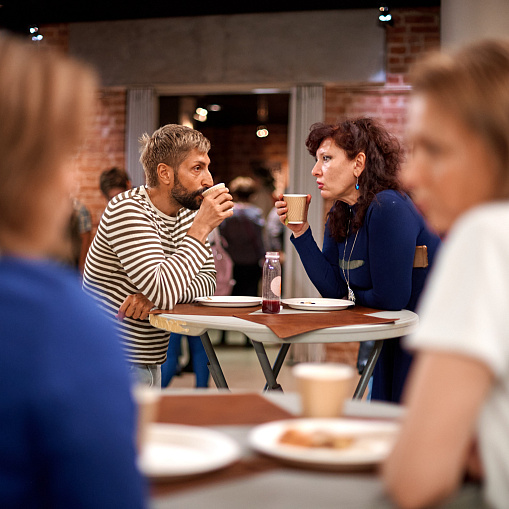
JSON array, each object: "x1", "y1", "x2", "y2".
[
  {"x1": 256, "y1": 126, "x2": 269, "y2": 138},
  {"x1": 193, "y1": 107, "x2": 208, "y2": 122},
  {"x1": 256, "y1": 95, "x2": 269, "y2": 138},
  {"x1": 29, "y1": 26, "x2": 43, "y2": 41},
  {"x1": 378, "y1": 5, "x2": 394, "y2": 27}
]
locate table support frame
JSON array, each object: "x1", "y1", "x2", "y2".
[{"x1": 200, "y1": 329, "x2": 383, "y2": 399}]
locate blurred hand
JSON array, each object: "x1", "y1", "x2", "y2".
[
  {"x1": 188, "y1": 187, "x2": 234, "y2": 243},
  {"x1": 117, "y1": 293, "x2": 155, "y2": 321},
  {"x1": 275, "y1": 194, "x2": 312, "y2": 237}
]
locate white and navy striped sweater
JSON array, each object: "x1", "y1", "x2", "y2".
[{"x1": 83, "y1": 186, "x2": 216, "y2": 364}]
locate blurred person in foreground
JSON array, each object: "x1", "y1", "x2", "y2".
[
  {"x1": 100, "y1": 166, "x2": 132, "y2": 202},
  {"x1": 0, "y1": 34, "x2": 145, "y2": 508},
  {"x1": 383, "y1": 39, "x2": 509, "y2": 509},
  {"x1": 276, "y1": 118, "x2": 440, "y2": 402},
  {"x1": 83, "y1": 124, "x2": 233, "y2": 386}
]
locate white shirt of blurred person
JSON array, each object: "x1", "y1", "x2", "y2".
[
  {"x1": 0, "y1": 34, "x2": 145, "y2": 508},
  {"x1": 83, "y1": 124, "x2": 233, "y2": 387},
  {"x1": 383, "y1": 39, "x2": 509, "y2": 509}
]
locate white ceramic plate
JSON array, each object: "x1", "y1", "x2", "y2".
[
  {"x1": 195, "y1": 296, "x2": 262, "y2": 307},
  {"x1": 249, "y1": 418, "x2": 399, "y2": 470},
  {"x1": 138, "y1": 423, "x2": 241, "y2": 480},
  {"x1": 282, "y1": 298, "x2": 354, "y2": 311}
]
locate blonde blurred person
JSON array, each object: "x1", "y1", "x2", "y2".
[
  {"x1": 383, "y1": 39, "x2": 509, "y2": 509},
  {"x1": 0, "y1": 35, "x2": 145, "y2": 507}
]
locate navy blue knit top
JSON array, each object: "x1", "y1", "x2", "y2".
[{"x1": 291, "y1": 190, "x2": 441, "y2": 312}]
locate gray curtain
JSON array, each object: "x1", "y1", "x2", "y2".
[
  {"x1": 285, "y1": 85, "x2": 325, "y2": 362},
  {"x1": 126, "y1": 88, "x2": 157, "y2": 187}
]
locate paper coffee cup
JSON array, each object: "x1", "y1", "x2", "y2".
[
  {"x1": 293, "y1": 363, "x2": 355, "y2": 418},
  {"x1": 132, "y1": 384, "x2": 161, "y2": 451},
  {"x1": 283, "y1": 194, "x2": 307, "y2": 224},
  {"x1": 202, "y1": 182, "x2": 226, "y2": 197}
]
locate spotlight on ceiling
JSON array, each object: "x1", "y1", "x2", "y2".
[
  {"x1": 193, "y1": 107, "x2": 208, "y2": 122},
  {"x1": 256, "y1": 125, "x2": 269, "y2": 138},
  {"x1": 29, "y1": 26, "x2": 44, "y2": 41},
  {"x1": 378, "y1": 5, "x2": 394, "y2": 27}
]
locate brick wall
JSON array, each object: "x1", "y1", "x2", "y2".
[
  {"x1": 201, "y1": 124, "x2": 289, "y2": 196},
  {"x1": 77, "y1": 88, "x2": 127, "y2": 229},
  {"x1": 40, "y1": 24, "x2": 128, "y2": 230},
  {"x1": 325, "y1": 7, "x2": 440, "y2": 140}
]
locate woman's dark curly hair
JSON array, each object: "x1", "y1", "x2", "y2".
[{"x1": 305, "y1": 118, "x2": 402, "y2": 241}]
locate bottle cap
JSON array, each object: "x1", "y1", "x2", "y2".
[{"x1": 265, "y1": 251, "x2": 280, "y2": 258}]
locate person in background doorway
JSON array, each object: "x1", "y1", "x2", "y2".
[
  {"x1": 0, "y1": 33, "x2": 145, "y2": 508},
  {"x1": 220, "y1": 176, "x2": 266, "y2": 297},
  {"x1": 219, "y1": 176, "x2": 266, "y2": 347}
]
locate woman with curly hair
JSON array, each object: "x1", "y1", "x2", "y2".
[{"x1": 276, "y1": 118, "x2": 441, "y2": 402}]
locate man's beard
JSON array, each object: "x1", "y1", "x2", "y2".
[{"x1": 170, "y1": 174, "x2": 206, "y2": 211}]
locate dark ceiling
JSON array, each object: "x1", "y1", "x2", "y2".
[{"x1": 1, "y1": 1, "x2": 440, "y2": 34}]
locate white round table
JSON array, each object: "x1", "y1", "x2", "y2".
[{"x1": 150, "y1": 308, "x2": 418, "y2": 396}]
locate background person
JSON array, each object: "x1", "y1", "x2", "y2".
[
  {"x1": 219, "y1": 176, "x2": 266, "y2": 346},
  {"x1": 83, "y1": 124, "x2": 233, "y2": 387},
  {"x1": 69, "y1": 197, "x2": 92, "y2": 274},
  {"x1": 383, "y1": 39, "x2": 509, "y2": 509},
  {"x1": 219, "y1": 176, "x2": 266, "y2": 297},
  {"x1": 276, "y1": 118, "x2": 441, "y2": 403},
  {"x1": 99, "y1": 166, "x2": 132, "y2": 202},
  {"x1": 0, "y1": 34, "x2": 145, "y2": 508}
]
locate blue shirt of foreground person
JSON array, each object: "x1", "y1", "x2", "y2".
[{"x1": 0, "y1": 257, "x2": 146, "y2": 508}]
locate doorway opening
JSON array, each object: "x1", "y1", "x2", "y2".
[{"x1": 159, "y1": 92, "x2": 290, "y2": 218}]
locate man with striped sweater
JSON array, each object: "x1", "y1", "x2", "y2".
[{"x1": 83, "y1": 124, "x2": 233, "y2": 386}]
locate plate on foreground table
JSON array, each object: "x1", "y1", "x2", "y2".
[
  {"x1": 282, "y1": 298, "x2": 354, "y2": 311},
  {"x1": 249, "y1": 418, "x2": 399, "y2": 470},
  {"x1": 195, "y1": 296, "x2": 262, "y2": 307},
  {"x1": 138, "y1": 423, "x2": 241, "y2": 480}
]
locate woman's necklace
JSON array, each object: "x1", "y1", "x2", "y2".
[{"x1": 341, "y1": 220, "x2": 359, "y2": 303}]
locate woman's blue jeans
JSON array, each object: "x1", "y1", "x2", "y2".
[{"x1": 161, "y1": 333, "x2": 210, "y2": 388}]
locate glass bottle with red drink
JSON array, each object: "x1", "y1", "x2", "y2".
[{"x1": 262, "y1": 251, "x2": 281, "y2": 314}]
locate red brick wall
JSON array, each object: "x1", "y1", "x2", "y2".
[
  {"x1": 325, "y1": 7, "x2": 440, "y2": 140},
  {"x1": 40, "y1": 24, "x2": 127, "y2": 230},
  {"x1": 78, "y1": 89, "x2": 127, "y2": 229},
  {"x1": 201, "y1": 124, "x2": 289, "y2": 195}
]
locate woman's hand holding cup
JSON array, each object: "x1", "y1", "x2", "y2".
[{"x1": 275, "y1": 193, "x2": 311, "y2": 237}]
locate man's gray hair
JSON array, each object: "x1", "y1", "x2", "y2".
[{"x1": 139, "y1": 124, "x2": 211, "y2": 187}]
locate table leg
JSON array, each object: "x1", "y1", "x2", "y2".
[
  {"x1": 263, "y1": 343, "x2": 291, "y2": 391},
  {"x1": 352, "y1": 339, "x2": 383, "y2": 399},
  {"x1": 199, "y1": 332, "x2": 229, "y2": 390},
  {"x1": 252, "y1": 341, "x2": 283, "y2": 391}
]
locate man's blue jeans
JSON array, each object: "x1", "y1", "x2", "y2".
[
  {"x1": 161, "y1": 334, "x2": 210, "y2": 388},
  {"x1": 128, "y1": 363, "x2": 161, "y2": 388}
]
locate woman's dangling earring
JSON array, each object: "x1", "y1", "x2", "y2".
[{"x1": 355, "y1": 176, "x2": 359, "y2": 190}]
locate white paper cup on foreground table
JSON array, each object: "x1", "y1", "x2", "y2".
[
  {"x1": 293, "y1": 363, "x2": 355, "y2": 418},
  {"x1": 283, "y1": 194, "x2": 307, "y2": 224},
  {"x1": 132, "y1": 385, "x2": 161, "y2": 451},
  {"x1": 202, "y1": 182, "x2": 226, "y2": 197}
]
